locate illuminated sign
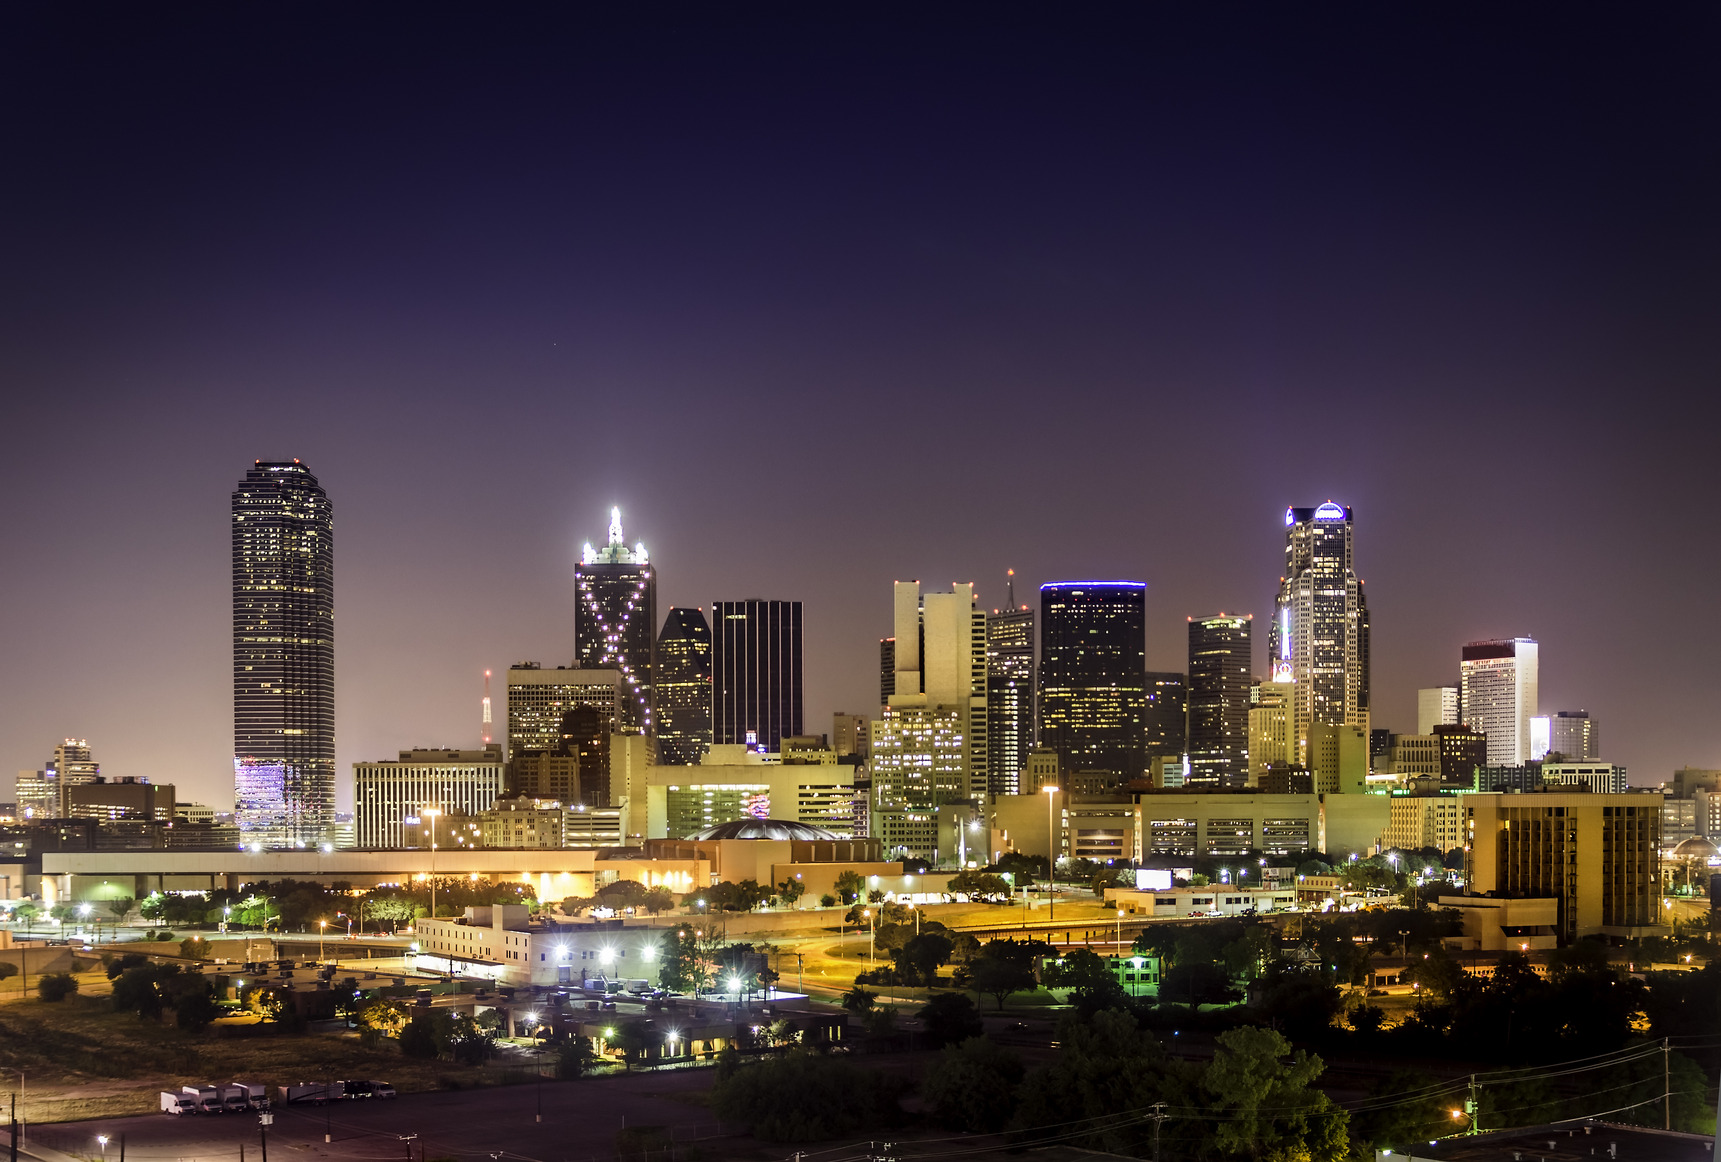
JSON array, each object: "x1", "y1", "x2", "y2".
[
  {"x1": 1284, "y1": 507, "x2": 1295, "y2": 526},
  {"x1": 1314, "y1": 502, "x2": 1346, "y2": 521},
  {"x1": 1279, "y1": 608, "x2": 1291, "y2": 660}
]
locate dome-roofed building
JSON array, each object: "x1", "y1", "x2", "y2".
[
  {"x1": 684, "y1": 818, "x2": 842, "y2": 842},
  {"x1": 1670, "y1": 836, "x2": 1720, "y2": 861}
]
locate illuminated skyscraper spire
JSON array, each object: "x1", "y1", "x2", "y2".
[
  {"x1": 575, "y1": 507, "x2": 656, "y2": 733},
  {"x1": 1268, "y1": 502, "x2": 1370, "y2": 751}
]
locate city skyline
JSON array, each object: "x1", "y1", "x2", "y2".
[{"x1": 2, "y1": 8, "x2": 1716, "y2": 808}]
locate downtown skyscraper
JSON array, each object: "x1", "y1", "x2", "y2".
[
  {"x1": 712, "y1": 599, "x2": 803, "y2": 752},
  {"x1": 985, "y1": 577, "x2": 1034, "y2": 795},
  {"x1": 575, "y1": 508, "x2": 656, "y2": 734},
  {"x1": 1038, "y1": 581, "x2": 1146, "y2": 786},
  {"x1": 232, "y1": 459, "x2": 334, "y2": 845},
  {"x1": 1461, "y1": 637, "x2": 1539, "y2": 765},
  {"x1": 656, "y1": 607, "x2": 713, "y2": 764},
  {"x1": 1187, "y1": 615, "x2": 1252, "y2": 786},
  {"x1": 1267, "y1": 503, "x2": 1371, "y2": 752}
]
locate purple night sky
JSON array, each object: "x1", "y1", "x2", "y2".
[{"x1": 2, "y1": 8, "x2": 1717, "y2": 809}]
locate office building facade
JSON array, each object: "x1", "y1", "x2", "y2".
[
  {"x1": 1417, "y1": 686, "x2": 1461, "y2": 736},
  {"x1": 1268, "y1": 503, "x2": 1370, "y2": 747},
  {"x1": 65, "y1": 778, "x2": 175, "y2": 822},
  {"x1": 711, "y1": 599, "x2": 803, "y2": 752},
  {"x1": 354, "y1": 746, "x2": 506, "y2": 849},
  {"x1": 1460, "y1": 638, "x2": 1539, "y2": 766},
  {"x1": 986, "y1": 604, "x2": 1035, "y2": 795},
  {"x1": 1187, "y1": 615, "x2": 1252, "y2": 787},
  {"x1": 655, "y1": 607, "x2": 713, "y2": 765},
  {"x1": 1534, "y1": 710, "x2": 1599, "y2": 761},
  {"x1": 575, "y1": 508, "x2": 655, "y2": 734},
  {"x1": 1463, "y1": 790, "x2": 1661, "y2": 942},
  {"x1": 232, "y1": 460, "x2": 335, "y2": 845},
  {"x1": 831, "y1": 712, "x2": 870, "y2": 758},
  {"x1": 1144, "y1": 672, "x2": 1188, "y2": 764},
  {"x1": 505, "y1": 665, "x2": 620, "y2": 757},
  {"x1": 1038, "y1": 582, "x2": 1146, "y2": 786},
  {"x1": 1249, "y1": 679, "x2": 1294, "y2": 781}
]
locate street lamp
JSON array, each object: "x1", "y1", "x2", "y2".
[
  {"x1": 1116, "y1": 909, "x2": 1125, "y2": 956},
  {"x1": 96, "y1": 1135, "x2": 108, "y2": 1161},
  {"x1": 319, "y1": 920, "x2": 328, "y2": 962},
  {"x1": 862, "y1": 909, "x2": 875, "y2": 965},
  {"x1": 1043, "y1": 785, "x2": 1060, "y2": 920}
]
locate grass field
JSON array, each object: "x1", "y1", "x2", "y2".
[{"x1": 0, "y1": 972, "x2": 535, "y2": 1124}]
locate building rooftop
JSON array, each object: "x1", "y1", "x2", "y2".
[{"x1": 682, "y1": 818, "x2": 843, "y2": 842}]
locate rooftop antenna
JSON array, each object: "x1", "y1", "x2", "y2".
[
  {"x1": 1006, "y1": 568, "x2": 1015, "y2": 609},
  {"x1": 481, "y1": 670, "x2": 492, "y2": 746}
]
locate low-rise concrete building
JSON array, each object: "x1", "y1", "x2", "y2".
[{"x1": 1106, "y1": 885, "x2": 1296, "y2": 916}]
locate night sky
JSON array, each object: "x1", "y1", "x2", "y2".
[{"x1": 3, "y1": 6, "x2": 1717, "y2": 810}]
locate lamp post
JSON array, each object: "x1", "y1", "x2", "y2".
[
  {"x1": 1116, "y1": 909, "x2": 1125, "y2": 957},
  {"x1": 862, "y1": 909, "x2": 875, "y2": 965},
  {"x1": 97, "y1": 1135, "x2": 108, "y2": 1161},
  {"x1": 1043, "y1": 785, "x2": 1060, "y2": 921},
  {"x1": 421, "y1": 807, "x2": 441, "y2": 920},
  {"x1": 319, "y1": 920, "x2": 328, "y2": 963}
]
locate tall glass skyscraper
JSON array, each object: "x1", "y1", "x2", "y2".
[
  {"x1": 232, "y1": 459, "x2": 334, "y2": 846},
  {"x1": 1268, "y1": 503, "x2": 1371, "y2": 748},
  {"x1": 712, "y1": 599, "x2": 803, "y2": 752},
  {"x1": 1187, "y1": 615, "x2": 1252, "y2": 786},
  {"x1": 656, "y1": 607, "x2": 713, "y2": 765},
  {"x1": 575, "y1": 508, "x2": 656, "y2": 734},
  {"x1": 986, "y1": 604, "x2": 1034, "y2": 795},
  {"x1": 1144, "y1": 671, "x2": 1188, "y2": 762},
  {"x1": 1037, "y1": 582, "x2": 1147, "y2": 786}
]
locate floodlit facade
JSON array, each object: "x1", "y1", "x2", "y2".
[
  {"x1": 876, "y1": 581, "x2": 988, "y2": 802},
  {"x1": 1268, "y1": 503, "x2": 1371, "y2": 749},
  {"x1": 1540, "y1": 762, "x2": 1628, "y2": 794},
  {"x1": 654, "y1": 607, "x2": 712, "y2": 765},
  {"x1": 711, "y1": 600, "x2": 803, "y2": 753},
  {"x1": 1417, "y1": 686, "x2": 1460, "y2": 735},
  {"x1": 232, "y1": 460, "x2": 335, "y2": 845},
  {"x1": 1248, "y1": 679, "x2": 1295, "y2": 781},
  {"x1": 353, "y1": 747, "x2": 505, "y2": 849},
  {"x1": 575, "y1": 508, "x2": 655, "y2": 735},
  {"x1": 1187, "y1": 616, "x2": 1252, "y2": 787},
  {"x1": 505, "y1": 665, "x2": 620, "y2": 757},
  {"x1": 1038, "y1": 582, "x2": 1147, "y2": 787},
  {"x1": 645, "y1": 744, "x2": 858, "y2": 840},
  {"x1": 1462, "y1": 790, "x2": 1662, "y2": 942},
  {"x1": 1381, "y1": 794, "x2": 1463, "y2": 853},
  {"x1": 1461, "y1": 638, "x2": 1539, "y2": 765}
]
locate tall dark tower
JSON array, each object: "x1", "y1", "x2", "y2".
[
  {"x1": 1144, "y1": 671, "x2": 1188, "y2": 762},
  {"x1": 712, "y1": 600, "x2": 803, "y2": 752},
  {"x1": 1187, "y1": 614, "x2": 1252, "y2": 787},
  {"x1": 1037, "y1": 582, "x2": 1147, "y2": 786},
  {"x1": 986, "y1": 572, "x2": 1035, "y2": 795},
  {"x1": 575, "y1": 507, "x2": 656, "y2": 734},
  {"x1": 232, "y1": 459, "x2": 334, "y2": 845},
  {"x1": 656, "y1": 607, "x2": 713, "y2": 765}
]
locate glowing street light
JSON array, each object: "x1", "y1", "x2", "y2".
[
  {"x1": 1043, "y1": 785, "x2": 1060, "y2": 920},
  {"x1": 96, "y1": 1136, "x2": 108, "y2": 1161}
]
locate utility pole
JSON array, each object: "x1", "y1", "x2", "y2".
[
  {"x1": 1466, "y1": 1075, "x2": 1480, "y2": 1136},
  {"x1": 1147, "y1": 1102, "x2": 1166, "y2": 1162},
  {"x1": 1663, "y1": 1037, "x2": 1671, "y2": 1130},
  {"x1": 10, "y1": 1092, "x2": 17, "y2": 1162},
  {"x1": 259, "y1": 1110, "x2": 272, "y2": 1162}
]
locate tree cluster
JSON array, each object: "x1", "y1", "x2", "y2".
[{"x1": 710, "y1": 1050, "x2": 909, "y2": 1142}]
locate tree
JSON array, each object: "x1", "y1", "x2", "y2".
[
  {"x1": 1249, "y1": 964, "x2": 1342, "y2": 1041},
  {"x1": 164, "y1": 973, "x2": 220, "y2": 1031},
  {"x1": 556, "y1": 1034, "x2": 596, "y2": 1078},
  {"x1": 833, "y1": 870, "x2": 865, "y2": 904},
  {"x1": 840, "y1": 985, "x2": 877, "y2": 1014},
  {"x1": 1014, "y1": 1009, "x2": 1182, "y2": 1155},
  {"x1": 105, "y1": 897, "x2": 135, "y2": 922},
  {"x1": 917, "y1": 992, "x2": 983, "y2": 1048},
  {"x1": 613, "y1": 1019, "x2": 655, "y2": 1070},
  {"x1": 0, "y1": 964, "x2": 16, "y2": 983},
  {"x1": 921, "y1": 1037, "x2": 1024, "y2": 1131},
  {"x1": 37, "y1": 972, "x2": 78, "y2": 1001},
  {"x1": 774, "y1": 878, "x2": 806, "y2": 908},
  {"x1": 179, "y1": 936, "x2": 211, "y2": 961},
  {"x1": 965, "y1": 942, "x2": 1041, "y2": 1010},
  {"x1": 894, "y1": 931, "x2": 954, "y2": 985},
  {"x1": 710, "y1": 1053, "x2": 907, "y2": 1142},
  {"x1": 104, "y1": 952, "x2": 149, "y2": 980},
  {"x1": 945, "y1": 870, "x2": 1013, "y2": 902},
  {"x1": 356, "y1": 998, "x2": 408, "y2": 1046},
  {"x1": 1200, "y1": 1026, "x2": 1350, "y2": 1162},
  {"x1": 1043, "y1": 948, "x2": 1130, "y2": 1016},
  {"x1": 399, "y1": 1010, "x2": 446, "y2": 1058},
  {"x1": 446, "y1": 1012, "x2": 495, "y2": 1064}
]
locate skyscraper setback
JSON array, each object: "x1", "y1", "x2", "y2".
[
  {"x1": 1268, "y1": 502, "x2": 1371, "y2": 748},
  {"x1": 1038, "y1": 582, "x2": 1146, "y2": 786},
  {"x1": 575, "y1": 508, "x2": 655, "y2": 734},
  {"x1": 1187, "y1": 615, "x2": 1252, "y2": 786},
  {"x1": 655, "y1": 607, "x2": 713, "y2": 765},
  {"x1": 711, "y1": 599, "x2": 803, "y2": 752},
  {"x1": 232, "y1": 459, "x2": 334, "y2": 845}
]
